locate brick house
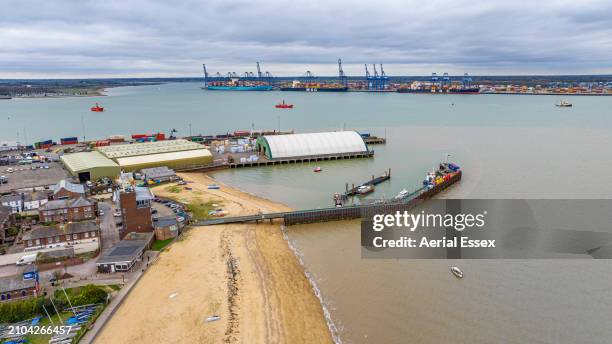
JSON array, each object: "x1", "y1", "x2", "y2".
[
  {"x1": 51, "y1": 180, "x2": 86, "y2": 200},
  {"x1": 116, "y1": 186, "x2": 153, "y2": 237},
  {"x1": 0, "y1": 274, "x2": 39, "y2": 302},
  {"x1": 21, "y1": 221, "x2": 100, "y2": 250},
  {"x1": 153, "y1": 216, "x2": 180, "y2": 241},
  {"x1": 38, "y1": 197, "x2": 96, "y2": 223}
]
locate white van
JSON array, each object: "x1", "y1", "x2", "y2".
[{"x1": 16, "y1": 254, "x2": 37, "y2": 266}]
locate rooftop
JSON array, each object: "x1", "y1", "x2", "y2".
[
  {"x1": 96, "y1": 139, "x2": 204, "y2": 158},
  {"x1": 140, "y1": 166, "x2": 176, "y2": 179},
  {"x1": 39, "y1": 197, "x2": 94, "y2": 211},
  {"x1": 154, "y1": 216, "x2": 178, "y2": 229},
  {"x1": 52, "y1": 180, "x2": 85, "y2": 195},
  {"x1": 114, "y1": 149, "x2": 212, "y2": 168},
  {"x1": 60, "y1": 151, "x2": 119, "y2": 172},
  {"x1": 97, "y1": 232, "x2": 153, "y2": 264},
  {"x1": 0, "y1": 274, "x2": 36, "y2": 292},
  {"x1": 22, "y1": 221, "x2": 99, "y2": 241}
]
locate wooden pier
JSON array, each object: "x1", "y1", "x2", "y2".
[
  {"x1": 343, "y1": 169, "x2": 391, "y2": 197},
  {"x1": 229, "y1": 151, "x2": 374, "y2": 168},
  {"x1": 363, "y1": 136, "x2": 386, "y2": 144},
  {"x1": 196, "y1": 170, "x2": 461, "y2": 226}
]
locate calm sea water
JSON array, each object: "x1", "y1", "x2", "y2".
[{"x1": 3, "y1": 82, "x2": 612, "y2": 343}]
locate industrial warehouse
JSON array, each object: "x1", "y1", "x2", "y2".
[
  {"x1": 60, "y1": 151, "x2": 121, "y2": 182},
  {"x1": 255, "y1": 131, "x2": 369, "y2": 159},
  {"x1": 60, "y1": 139, "x2": 213, "y2": 181}
]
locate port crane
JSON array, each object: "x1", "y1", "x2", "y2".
[
  {"x1": 338, "y1": 59, "x2": 347, "y2": 87},
  {"x1": 462, "y1": 73, "x2": 473, "y2": 88},
  {"x1": 431, "y1": 73, "x2": 439, "y2": 90},
  {"x1": 379, "y1": 64, "x2": 389, "y2": 90},
  {"x1": 442, "y1": 72, "x2": 451, "y2": 88},
  {"x1": 169, "y1": 128, "x2": 178, "y2": 140},
  {"x1": 365, "y1": 63, "x2": 388, "y2": 90},
  {"x1": 202, "y1": 64, "x2": 209, "y2": 88}
]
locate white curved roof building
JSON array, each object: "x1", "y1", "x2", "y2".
[{"x1": 256, "y1": 131, "x2": 368, "y2": 159}]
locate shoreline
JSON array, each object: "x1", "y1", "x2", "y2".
[{"x1": 95, "y1": 172, "x2": 333, "y2": 343}]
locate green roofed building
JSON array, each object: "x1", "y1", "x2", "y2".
[{"x1": 60, "y1": 151, "x2": 121, "y2": 182}]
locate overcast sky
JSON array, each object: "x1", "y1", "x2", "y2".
[{"x1": 1, "y1": 0, "x2": 612, "y2": 78}]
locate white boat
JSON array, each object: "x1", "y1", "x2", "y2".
[
  {"x1": 357, "y1": 185, "x2": 374, "y2": 195},
  {"x1": 205, "y1": 315, "x2": 221, "y2": 322},
  {"x1": 450, "y1": 266, "x2": 463, "y2": 278},
  {"x1": 394, "y1": 189, "x2": 410, "y2": 199},
  {"x1": 555, "y1": 100, "x2": 572, "y2": 107}
]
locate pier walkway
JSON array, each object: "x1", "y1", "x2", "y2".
[
  {"x1": 195, "y1": 171, "x2": 461, "y2": 226},
  {"x1": 344, "y1": 169, "x2": 391, "y2": 197}
]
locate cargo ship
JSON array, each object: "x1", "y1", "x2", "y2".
[
  {"x1": 206, "y1": 85, "x2": 273, "y2": 91},
  {"x1": 397, "y1": 86, "x2": 480, "y2": 94},
  {"x1": 280, "y1": 80, "x2": 348, "y2": 92}
]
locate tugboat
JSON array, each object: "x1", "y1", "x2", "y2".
[
  {"x1": 90, "y1": 103, "x2": 104, "y2": 112},
  {"x1": 555, "y1": 100, "x2": 572, "y2": 107},
  {"x1": 275, "y1": 100, "x2": 294, "y2": 109}
]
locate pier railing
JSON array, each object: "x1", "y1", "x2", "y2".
[{"x1": 195, "y1": 171, "x2": 461, "y2": 226}]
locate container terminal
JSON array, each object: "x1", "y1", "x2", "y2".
[{"x1": 201, "y1": 60, "x2": 612, "y2": 96}]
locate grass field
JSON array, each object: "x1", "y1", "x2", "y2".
[{"x1": 151, "y1": 238, "x2": 174, "y2": 251}]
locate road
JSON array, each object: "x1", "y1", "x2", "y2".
[{"x1": 98, "y1": 201, "x2": 120, "y2": 250}]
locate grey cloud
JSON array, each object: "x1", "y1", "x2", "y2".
[{"x1": 1, "y1": 0, "x2": 611, "y2": 77}]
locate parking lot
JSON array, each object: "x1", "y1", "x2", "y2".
[{"x1": 0, "y1": 161, "x2": 71, "y2": 193}]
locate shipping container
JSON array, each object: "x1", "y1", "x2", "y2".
[
  {"x1": 108, "y1": 135, "x2": 125, "y2": 142},
  {"x1": 131, "y1": 134, "x2": 149, "y2": 139},
  {"x1": 60, "y1": 137, "x2": 79, "y2": 145},
  {"x1": 233, "y1": 130, "x2": 250, "y2": 137}
]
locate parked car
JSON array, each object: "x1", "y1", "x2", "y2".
[{"x1": 113, "y1": 210, "x2": 122, "y2": 217}]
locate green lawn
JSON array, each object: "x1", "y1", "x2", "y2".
[
  {"x1": 164, "y1": 185, "x2": 182, "y2": 193},
  {"x1": 184, "y1": 199, "x2": 224, "y2": 221},
  {"x1": 151, "y1": 238, "x2": 174, "y2": 251}
]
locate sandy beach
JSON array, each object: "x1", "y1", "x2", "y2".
[{"x1": 95, "y1": 172, "x2": 332, "y2": 344}]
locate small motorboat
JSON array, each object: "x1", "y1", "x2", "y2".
[
  {"x1": 555, "y1": 100, "x2": 572, "y2": 107},
  {"x1": 394, "y1": 189, "x2": 410, "y2": 199},
  {"x1": 275, "y1": 100, "x2": 294, "y2": 109},
  {"x1": 450, "y1": 266, "x2": 463, "y2": 278},
  {"x1": 90, "y1": 103, "x2": 104, "y2": 112},
  {"x1": 357, "y1": 184, "x2": 375, "y2": 195},
  {"x1": 313, "y1": 167, "x2": 322, "y2": 172},
  {"x1": 207, "y1": 184, "x2": 220, "y2": 189}
]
